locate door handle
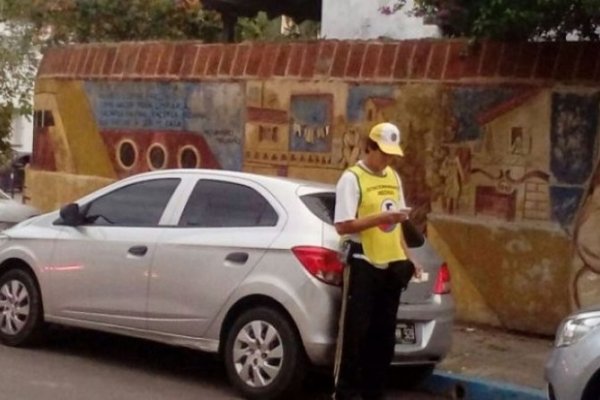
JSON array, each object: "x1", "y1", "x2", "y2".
[
  {"x1": 128, "y1": 246, "x2": 148, "y2": 256},
  {"x1": 225, "y1": 252, "x2": 249, "y2": 264}
]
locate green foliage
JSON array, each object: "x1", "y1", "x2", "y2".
[
  {"x1": 236, "y1": 12, "x2": 320, "y2": 42},
  {"x1": 391, "y1": 0, "x2": 600, "y2": 40}
]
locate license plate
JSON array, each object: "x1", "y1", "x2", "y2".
[{"x1": 396, "y1": 322, "x2": 417, "y2": 344}]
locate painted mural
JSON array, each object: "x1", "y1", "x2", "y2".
[{"x1": 30, "y1": 61, "x2": 600, "y2": 335}]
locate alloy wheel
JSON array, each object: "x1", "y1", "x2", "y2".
[
  {"x1": 0, "y1": 280, "x2": 30, "y2": 335},
  {"x1": 232, "y1": 320, "x2": 284, "y2": 388}
]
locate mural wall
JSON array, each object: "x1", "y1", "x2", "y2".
[{"x1": 30, "y1": 40, "x2": 600, "y2": 334}]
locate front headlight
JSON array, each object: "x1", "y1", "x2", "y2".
[{"x1": 555, "y1": 312, "x2": 600, "y2": 347}]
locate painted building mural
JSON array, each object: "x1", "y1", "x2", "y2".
[{"x1": 30, "y1": 40, "x2": 600, "y2": 335}]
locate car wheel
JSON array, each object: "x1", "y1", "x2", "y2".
[
  {"x1": 0, "y1": 269, "x2": 44, "y2": 346},
  {"x1": 224, "y1": 307, "x2": 307, "y2": 400}
]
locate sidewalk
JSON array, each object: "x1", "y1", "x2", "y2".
[{"x1": 423, "y1": 323, "x2": 553, "y2": 399}]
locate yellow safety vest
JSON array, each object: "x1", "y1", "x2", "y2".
[{"x1": 348, "y1": 164, "x2": 407, "y2": 264}]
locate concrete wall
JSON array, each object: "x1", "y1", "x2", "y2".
[
  {"x1": 321, "y1": 0, "x2": 440, "y2": 40},
  {"x1": 32, "y1": 39, "x2": 600, "y2": 334}
]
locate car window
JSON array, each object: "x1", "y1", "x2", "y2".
[
  {"x1": 84, "y1": 178, "x2": 180, "y2": 227},
  {"x1": 301, "y1": 192, "x2": 335, "y2": 225},
  {"x1": 179, "y1": 180, "x2": 278, "y2": 227}
]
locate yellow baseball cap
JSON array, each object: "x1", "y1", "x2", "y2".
[{"x1": 369, "y1": 122, "x2": 404, "y2": 156}]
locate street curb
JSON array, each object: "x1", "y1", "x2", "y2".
[{"x1": 420, "y1": 371, "x2": 546, "y2": 400}]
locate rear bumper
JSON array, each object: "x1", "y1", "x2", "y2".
[
  {"x1": 304, "y1": 294, "x2": 454, "y2": 367},
  {"x1": 392, "y1": 294, "x2": 455, "y2": 364}
]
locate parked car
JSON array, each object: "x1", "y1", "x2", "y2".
[
  {"x1": 0, "y1": 169, "x2": 453, "y2": 399},
  {"x1": 546, "y1": 307, "x2": 600, "y2": 400},
  {"x1": 0, "y1": 189, "x2": 38, "y2": 230}
]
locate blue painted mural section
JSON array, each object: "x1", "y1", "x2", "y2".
[
  {"x1": 289, "y1": 95, "x2": 332, "y2": 153},
  {"x1": 185, "y1": 83, "x2": 245, "y2": 171},
  {"x1": 550, "y1": 92, "x2": 599, "y2": 185},
  {"x1": 347, "y1": 85, "x2": 394, "y2": 123},
  {"x1": 85, "y1": 81, "x2": 187, "y2": 130},
  {"x1": 85, "y1": 81, "x2": 245, "y2": 171},
  {"x1": 450, "y1": 87, "x2": 519, "y2": 142},
  {"x1": 550, "y1": 186, "x2": 584, "y2": 227}
]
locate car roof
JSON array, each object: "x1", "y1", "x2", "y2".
[{"x1": 126, "y1": 169, "x2": 335, "y2": 191}]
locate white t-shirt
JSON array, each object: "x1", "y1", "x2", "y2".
[{"x1": 334, "y1": 160, "x2": 407, "y2": 244}]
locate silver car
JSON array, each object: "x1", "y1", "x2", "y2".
[
  {"x1": 546, "y1": 307, "x2": 600, "y2": 400},
  {"x1": 0, "y1": 169, "x2": 453, "y2": 399}
]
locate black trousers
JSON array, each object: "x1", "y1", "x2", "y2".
[{"x1": 333, "y1": 248, "x2": 415, "y2": 400}]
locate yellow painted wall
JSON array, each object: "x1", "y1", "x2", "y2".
[
  {"x1": 26, "y1": 168, "x2": 115, "y2": 212},
  {"x1": 428, "y1": 215, "x2": 573, "y2": 334}
]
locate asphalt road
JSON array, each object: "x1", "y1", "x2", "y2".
[{"x1": 0, "y1": 327, "x2": 446, "y2": 400}]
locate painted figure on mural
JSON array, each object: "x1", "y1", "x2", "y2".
[
  {"x1": 333, "y1": 122, "x2": 419, "y2": 400},
  {"x1": 439, "y1": 147, "x2": 465, "y2": 214},
  {"x1": 341, "y1": 127, "x2": 361, "y2": 168}
]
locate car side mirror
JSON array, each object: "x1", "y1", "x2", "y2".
[{"x1": 59, "y1": 203, "x2": 84, "y2": 226}]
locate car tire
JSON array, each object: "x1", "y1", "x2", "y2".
[
  {"x1": 0, "y1": 269, "x2": 45, "y2": 347},
  {"x1": 224, "y1": 307, "x2": 307, "y2": 400}
]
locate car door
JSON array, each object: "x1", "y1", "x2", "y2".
[
  {"x1": 49, "y1": 178, "x2": 181, "y2": 329},
  {"x1": 147, "y1": 177, "x2": 284, "y2": 337}
]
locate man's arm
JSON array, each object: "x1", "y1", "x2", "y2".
[{"x1": 335, "y1": 211, "x2": 408, "y2": 235}]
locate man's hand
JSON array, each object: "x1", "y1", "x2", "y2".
[{"x1": 379, "y1": 211, "x2": 410, "y2": 225}]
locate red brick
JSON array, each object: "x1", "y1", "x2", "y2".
[
  {"x1": 498, "y1": 42, "x2": 519, "y2": 77},
  {"x1": 156, "y1": 45, "x2": 174, "y2": 76},
  {"x1": 192, "y1": 45, "x2": 212, "y2": 77},
  {"x1": 91, "y1": 48, "x2": 107, "y2": 76},
  {"x1": 288, "y1": 43, "x2": 305, "y2": 76},
  {"x1": 315, "y1": 41, "x2": 336, "y2": 76},
  {"x1": 554, "y1": 42, "x2": 581, "y2": 80},
  {"x1": 361, "y1": 43, "x2": 382, "y2": 79},
  {"x1": 82, "y1": 47, "x2": 97, "y2": 76},
  {"x1": 376, "y1": 43, "x2": 398, "y2": 78},
  {"x1": 393, "y1": 41, "x2": 413, "y2": 79},
  {"x1": 331, "y1": 42, "x2": 351, "y2": 77},
  {"x1": 169, "y1": 43, "x2": 189, "y2": 76},
  {"x1": 346, "y1": 42, "x2": 367, "y2": 78},
  {"x1": 410, "y1": 41, "x2": 432, "y2": 79},
  {"x1": 427, "y1": 42, "x2": 447, "y2": 80},
  {"x1": 219, "y1": 44, "x2": 236, "y2": 76},
  {"x1": 66, "y1": 48, "x2": 82, "y2": 75},
  {"x1": 179, "y1": 45, "x2": 199, "y2": 77},
  {"x1": 206, "y1": 45, "x2": 224, "y2": 76},
  {"x1": 125, "y1": 46, "x2": 142, "y2": 76},
  {"x1": 535, "y1": 43, "x2": 559, "y2": 79},
  {"x1": 274, "y1": 43, "x2": 292, "y2": 76},
  {"x1": 259, "y1": 43, "x2": 280, "y2": 78},
  {"x1": 143, "y1": 43, "x2": 164, "y2": 75},
  {"x1": 479, "y1": 41, "x2": 503, "y2": 77},
  {"x1": 246, "y1": 43, "x2": 266, "y2": 76},
  {"x1": 75, "y1": 47, "x2": 90, "y2": 75},
  {"x1": 301, "y1": 42, "x2": 320, "y2": 78},
  {"x1": 514, "y1": 42, "x2": 539, "y2": 78},
  {"x1": 102, "y1": 47, "x2": 117, "y2": 76},
  {"x1": 232, "y1": 45, "x2": 250, "y2": 76},
  {"x1": 462, "y1": 43, "x2": 481, "y2": 77},
  {"x1": 444, "y1": 42, "x2": 465, "y2": 80},
  {"x1": 574, "y1": 42, "x2": 600, "y2": 81},
  {"x1": 135, "y1": 44, "x2": 152, "y2": 76}
]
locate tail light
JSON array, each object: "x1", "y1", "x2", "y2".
[
  {"x1": 292, "y1": 246, "x2": 344, "y2": 286},
  {"x1": 433, "y1": 262, "x2": 451, "y2": 294}
]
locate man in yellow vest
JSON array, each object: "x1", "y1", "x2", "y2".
[{"x1": 333, "y1": 122, "x2": 416, "y2": 400}]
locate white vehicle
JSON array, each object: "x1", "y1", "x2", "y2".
[{"x1": 0, "y1": 169, "x2": 453, "y2": 399}]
